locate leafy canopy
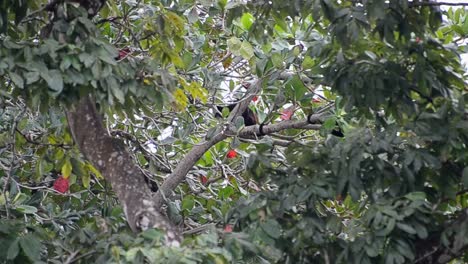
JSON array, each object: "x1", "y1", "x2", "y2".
[{"x1": 1, "y1": 0, "x2": 468, "y2": 263}]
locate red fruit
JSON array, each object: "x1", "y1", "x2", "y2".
[
  {"x1": 280, "y1": 107, "x2": 294, "y2": 120},
  {"x1": 252, "y1": 96, "x2": 259, "y2": 102},
  {"x1": 226, "y1": 149, "x2": 238, "y2": 159},
  {"x1": 53, "y1": 176, "x2": 69, "y2": 194},
  {"x1": 224, "y1": 224, "x2": 233, "y2": 232},
  {"x1": 200, "y1": 175, "x2": 208, "y2": 185}
]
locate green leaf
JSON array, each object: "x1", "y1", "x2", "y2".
[
  {"x1": 396, "y1": 223, "x2": 417, "y2": 234},
  {"x1": 234, "y1": 116, "x2": 245, "y2": 130},
  {"x1": 34, "y1": 158, "x2": 43, "y2": 182},
  {"x1": 239, "y1": 41, "x2": 254, "y2": 60},
  {"x1": 8, "y1": 71, "x2": 24, "y2": 88},
  {"x1": 378, "y1": 218, "x2": 396, "y2": 236},
  {"x1": 323, "y1": 117, "x2": 337, "y2": 130},
  {"x1": 7, "y1": 238, "x2": 20, "y2": 260},
  {"x1": 42, "y1": 70, "x2": 64, "y2": 94},
  {"x1": 182, "y1": 195, "x2": 195, "y2": 211},
  {"x1": 271, "y1": 53, "x2": 283, "y2": 68},
  {"x1": 97, "y1": 48, "x2": 117, "y2": 65},
  {"x1": 111, "y1": 85, "x2": 125, "y2": 104},
  {"x1": 404, "y1": 192, "x2": 426, "y2": 201},
  {"x1": 19, "y1": 234, "x2": 41, "y2": 261},
  {"x1": 462, "y1": 167, "x2": 468, "y2": 187},
  {"x1": 285, "y1": 75, "x2": 307, "y2": 100},
  {"x1": 78, "y1": 53, "x2": 96, "y2": 68},
  {"x1": 261, "y1": 219, "x2": 281, "y2": 239},
  {"x1": 24, "y1": 71, "x2": 40, "y2": 85},
  {"x1": 227, "y1": 37, "x2": 242, "y2": 55},
  {"x1": 14, "y1": 205, "x2": 38, "y2": 214},
  {"x1": 240, "y1": 13, "x2": 254, "y2": 30},
  {"x1": 218, "y1": 186, "x2": 235, "y2": 200},
  {"x1": 60, "y1": 56, "x2": 72, "y2": 71},
  {"x1": 302, "y1": 56, "x2": 315, "y2": 69}
]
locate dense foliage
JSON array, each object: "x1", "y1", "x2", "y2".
[{"x1": 1, "y1": 0, "x2": 468, "y2": 263}]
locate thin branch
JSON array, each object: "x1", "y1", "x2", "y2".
[
  {"x1": 153, "y1": 108, "x2": 324, "y2": 207},
  {"x1": 409, "y1": 1, "x2": 468, "y2": 7},
  {"x1": 2, "y1": 108, "x2": 26, "y2": 218}
]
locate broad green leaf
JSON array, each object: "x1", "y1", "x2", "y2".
[
  {"x1": 227, "y1": 37, "x2": 242, "y2": 54},
  {"x1": 261, "y1": 219, "x2": 281, "y2": 239},
  {"x1": 24, "y1": 71, "x2": 40, "y2": 84},
  {"x1": 7, "y1": 238, "x2": 19, "y2": 260},
  {"x1": 239, "y1": 41, "x2": 254, "y2": 60},
  {"x1": 78, "y1": 53, "x2": 96, "y2": 68},
  {"x1": 14, "y1": 205, "x2": 37, "y2": 214},
  {"x1": 42, "y1": 70, "x2": 63, "y2": 94},
  {"x1": 396, "y1": 223, "x2": 416, "y2": 234},
  {"x1": 182, "y1": 195, "x2": 195, "y2": 211},
  {"x1": 19, "y1": 234, "x2": 41, "y2": 261},
  {"x1": 111, "y1": 86, "x2": 125, "y2": 104},
  {"x1": 240, "y1": 13, "x2": 254, "y2": 30},
  {"x1": 8, "y1": 71, "x2": 24, "y2": 88}
]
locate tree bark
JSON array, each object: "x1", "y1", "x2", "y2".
[{"x1": 65, "y1": 96, "x2": 181, "y2": 244}]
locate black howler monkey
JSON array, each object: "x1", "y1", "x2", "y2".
[
  {"x1": 215, "y1": 104, "x2": 258, "y2": 126},
  {"x1": 331, "y1": 127, "x2": 344, "y2": 137},
  {"x1": 217, "y1": 104, "x2": 344, "y2": 137}
]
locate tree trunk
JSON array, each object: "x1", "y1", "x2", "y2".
[{"x1": 66, "y1": 96, "x2": 181, "y2": 245}]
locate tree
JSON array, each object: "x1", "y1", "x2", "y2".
[{"x1": 0, "y1": 0, "x2": 467, "y2": 263}]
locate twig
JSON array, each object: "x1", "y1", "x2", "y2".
[
  {"x1": 2, "y1": 107, "x2": 26, "y2": 219},
  {"x1": 182, "y1": 223, "x2": 216, "y2": 235},
  {"x1": 409, "y1": 1, "x2": 468, "y2": 7}
]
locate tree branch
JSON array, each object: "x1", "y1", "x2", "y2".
[
  {"x1": 152, "y1": 80, "x2": 264, "y2": 207},
  {"x1": 153, "y1": 110, "x2": 324, "y2": 208}
]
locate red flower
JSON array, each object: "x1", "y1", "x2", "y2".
[
  {"x1": 252, "y1": 95, "x2": 259, "y2": 102},
  {"x1": 53, "y1": 176, "x2": 69, "y2": 194},
  {"x1": 117, "y1": 48, "x2": 131, "y2": 60},
  {"x1": 226, "y1": 149, "x2": 238, "y2": 159},
  {"x1": 200, "y1": 175, "x2": 208, "y2": 185},
  {"x1": 280, "y1": 107, "x2": 294, "y2": 120},
  {"x1": 224, "y1": 224, "x2": 233, "y2": 233}
]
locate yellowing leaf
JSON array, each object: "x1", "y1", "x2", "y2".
[
  {"x1": 165, "y1": 11, "x2": 185, "y2": 33},
  {"x1": 222, "y1": 55, "x2": 233, "y2": 69},
  {"x1": 186, "y1": 81, "x2": 208, "y2": 103},
  {"x1": 86, "y1": 162, "x2": 103, "y2": 179},
  {"x1": 168, "y1": 51, "x2": 185, "y2": 68},
  {"x1": 82, "y1": 173, "x2": 90, "y2": 188},
  {"x1": 61, "y1": 159, "x2": 72, "y2": 179},
  {"x1": 173, "y1": 88, "x2": 188, "y2": 110}
]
